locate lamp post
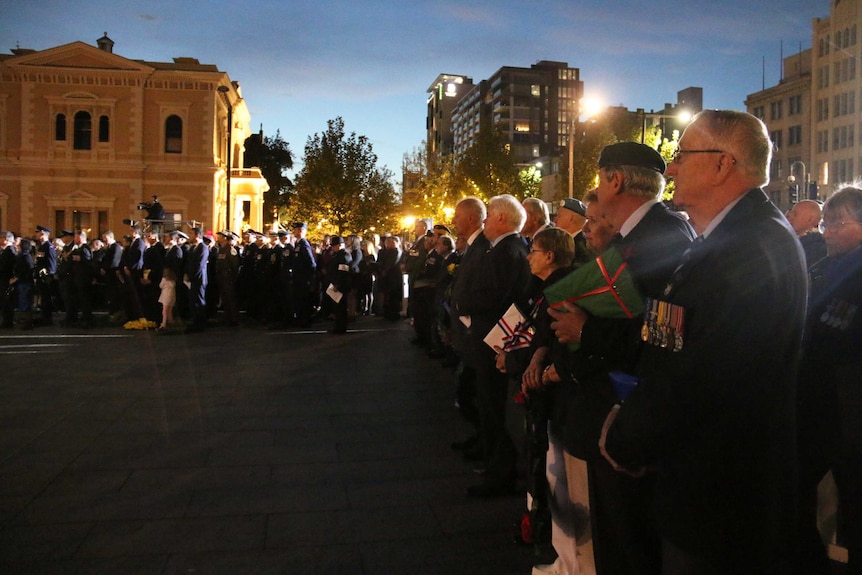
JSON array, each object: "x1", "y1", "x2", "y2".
[
  {"x1": 788, "y1": 160, "x2": 808, "y2": 206},
  {"x1": 640, "y1": 109, "x2": 692, "y2": 145},
  {"x1": 217, "y1": 85, "x2": 232, "y2": 231}
]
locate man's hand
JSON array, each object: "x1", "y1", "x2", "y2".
[
  {"x1": 599, "y1": 405, "x2": 647, "y2": 478},
  {"x1": 493, "y1": 346, "x2": 507, "y2": 373},
  {"x1": 548, "y1": 301, "x2": 588, "y2": 344}
]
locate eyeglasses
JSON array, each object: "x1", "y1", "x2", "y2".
[
  {"x1": 819, "y1": 220, "x2": 862, "y2": 232},
  {"x1": 528, "y1": 248, "x2": 549, "y2": 255},
  {"x1": 671, "y1": 149, "x2": 733, "y2": 164}
]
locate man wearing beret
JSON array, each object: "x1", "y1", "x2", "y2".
[
  {"x1": 554, "y1": 198, "x2": 590, "y2": 267},
  {"x1": 541, "y1": 141, "x2": 695, "y2": 575},
  {"x1": 601, "y1": 112, "x2": 806, "y2": 573}
]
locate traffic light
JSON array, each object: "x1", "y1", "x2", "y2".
[
  {"x1": 789, "y1": 184, "x2": 799, "y2": 204},
  {"x1": 807, "y1": 181, "x2": 819, "y2": 201}
]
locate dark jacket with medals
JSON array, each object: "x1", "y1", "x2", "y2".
[{"x1": 605, "y1": 189, "x2": 807, "y2": 570}]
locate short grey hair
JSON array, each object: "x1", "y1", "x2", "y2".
[
  {"x1": 488, "y1": 194, "x2": 527, "y2": 232},
  {"x1": 600, "y1": 165, "x2": 666, "y2": 200},
  {"x1": 690, "y1": 109, "x2": 772, "y2": 186},
  {"x1": 457, "y1": 196, "x2": 487, "y2": 223},
  {"x1": 523, "y1": 197, "x2": 550, "y2": 225}
]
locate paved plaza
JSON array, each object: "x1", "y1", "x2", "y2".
[{"x1": 0, "y1": 316, "x2": 548, "y2": 574}]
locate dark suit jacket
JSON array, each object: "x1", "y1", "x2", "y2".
[
  {"x1": 124, "y1": 237, "x2": 145, "y2": 271},
  {"x1": 454, "y1": 232, "x2": 530, "y2": 364},
  {"x1": 605, "y1": 189, "x2": 807, "y2": 571},
  {"x1": 449, "y1": 232, "x2": 490, "y2": 355},
  {"x1": 186, "y1": 242, "x2": 209, "y2": 285},
  {"x1": 555, "y1": 202, "x2": 695, "y2": 459}
]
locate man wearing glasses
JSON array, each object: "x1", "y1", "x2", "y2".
[{"x1": 600, "y1": 111, "x2": 807, "y2": 574}]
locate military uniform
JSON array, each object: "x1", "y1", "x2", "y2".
[
  {"x1": 34, "y1": 228, "x2": 57, "y2": 324},
  {"x1": 65, "y1": 241, "x2": 94, "y2": 327},
  {"x1": 216, "y1": 231, "x2": 240, "y2": 326},
  {"x1": 326, "y1": 238, "x2": 352, "y2": 333},
  {"x1": 290, "y1": 227, "x2": 317, "y2": 327}
]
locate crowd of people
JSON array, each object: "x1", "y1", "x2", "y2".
[
  {"x1": 0, "y1": 220, "x2": 412, "y2": 334},
  {"x1": 0, "y1": 109, "x2": 859, "y2": 574},
  {"x1": 402, "y1": 110, "x2": 860, "y2": 575}
]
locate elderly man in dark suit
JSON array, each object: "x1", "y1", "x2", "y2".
[
  {"x1": 600, "y1": 110, "x2": 807, "y2": 574},
  {"x1": 453, "y1": 194, "x2": 531, "y2": 498}
]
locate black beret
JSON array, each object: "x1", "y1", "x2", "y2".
[
  {"x1": 598, "y1": 142, "x2": 666, "y2": 174},
  {"x1": 36, "y1": 225, "x2": 51, "y2": 233},
  {"x1": 559, "y1": 198, "x2": 587, "y2": 217},
  {"x1": 202, "y1": 235, "x2": 213, "y2": 245},
  {"x1": 291, "y1": 222, "x2": 307, "y2": 229},
  {"x1": 330, "y1": 235, "x2": 344, "y2": 245}
]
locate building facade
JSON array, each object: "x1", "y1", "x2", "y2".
[
  {"x1": 746, "y1": 50, "x2": 813, "y2": 210},
  {"x1": 426, "y1": 74, "x2": 473, "y2": 160},
  {"x1": 451, "y1": 60, "x2": 583, "y2": 166},
  {"x1": 0, "y1": 34, "x2": 267, "y2": 237}
]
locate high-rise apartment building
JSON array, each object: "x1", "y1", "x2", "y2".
[
  {"x1": 812, "y1": 0, "x2": 861, "y2": 191},
  {"x1": 450, "y1": 60, "x2": 583, "y2": 165},
  {"x1": 426, "y1": 74, "x2": 473, "y2": 159},
  {"x1": 746, "y1": 0, "x2": 862, "y2": 208}
]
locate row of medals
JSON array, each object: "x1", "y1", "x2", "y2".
[{"x1": 642, "y1": 297, "x2": 685, "y2": 352}]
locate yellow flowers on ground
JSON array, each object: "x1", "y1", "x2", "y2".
[{"x1": 123, "y1": 318, "x2": 157, "y2": 330}]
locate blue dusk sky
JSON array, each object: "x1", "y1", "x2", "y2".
[{"x1": 1, "y1": 0, "x2": 825, "y2": 183}]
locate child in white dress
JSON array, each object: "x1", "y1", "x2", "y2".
[{"x1": 159, "y1": 268, "x2": 177, "y2": 329}]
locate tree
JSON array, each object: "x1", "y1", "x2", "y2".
[
  {"x1": 401, "y1": 146, "x2": 463, "y2": 226},
  {"x1": 243, "y1": 130, "x2": 294, "y2": 217},
  {"x1": 454, "y1": 123, "x2": 531, "y2": 201},
  {"x1": 291, "y1": 117, "x2": 399, "y2": 236},
  {"x1": 556, "y1": 108, "x2": 659, "y2": 201}
]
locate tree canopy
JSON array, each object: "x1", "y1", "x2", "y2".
[
  {"x1": 244, "y1": 130, "x2": 294, "y2": 218},
  {"x1": 290, "y1": 117, "x2": 398, "y2": 236}
]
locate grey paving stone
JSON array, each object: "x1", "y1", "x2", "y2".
[{"x1": 0, "y1": 318, "x2": 543, "y2": 574}]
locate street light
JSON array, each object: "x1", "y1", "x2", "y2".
[
  {"x1": 567, "y1": 97, "x2": 603, "y2": 198},
  {"x1": 217, "y1": 85, "x2": 232, "y2": 231},
  {"x1": 640, "y1": 109, "x2": 692, "y2": 144}
]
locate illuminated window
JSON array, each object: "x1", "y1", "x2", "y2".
[{"x1": 531, "y1": 85, "x2": 541, "y2": 97}]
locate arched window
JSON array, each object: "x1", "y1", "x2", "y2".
[
  {"x1": 55, "y1": 114, "x2": 66, "y2": 141},
  {"x1": 165, "y1": 115, "x2": 182, "y2": 153},
  {"x1": 98, "y1": 115, "x2": 110, "y2": 143},
  {"x1": 73, "y1": 111, "x2": 92, "y2": 150}
]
